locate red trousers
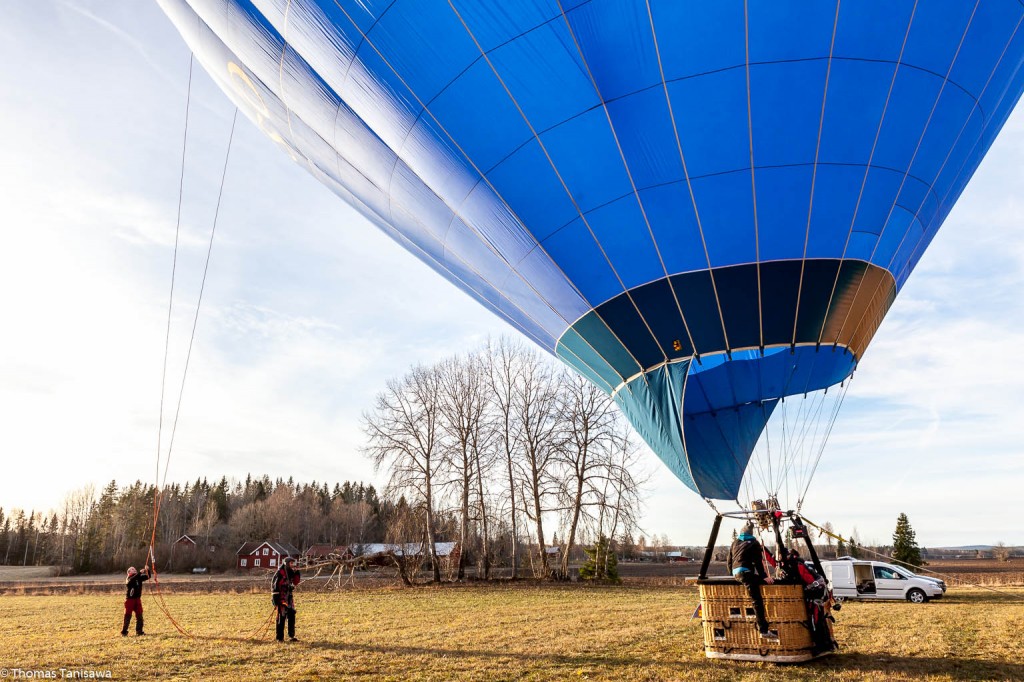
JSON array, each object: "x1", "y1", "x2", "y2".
[{"x1": 122, "y1": 598, "x2": 144, "y2": 634}]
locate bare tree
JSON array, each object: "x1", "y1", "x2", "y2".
[
  {"x1": 437, "y1": 352, "x2": 491, "y2": 580},
  {"x1": 466, "y1": 352, "x2": 498, "y2": 579},
  {"x1": 60, "y1": 485, "x2": 96, "y2": 571},
  {"x1": 513, "y1": 349, "x2": 562, "y2": 578},
  {"x1": 822, "y1": 521, "x2": 836, "y2": 558},
  {"x1": 593, "y1": 426, "x2": 646, "y2": 575},
  {"x1": 486, "y1": 337, "x2": 527, "y2": 578},
  {"x1": 363, "y1": 365, "x2": 444, "y2": 582},
  {"x1": 554, "y1": 373, "x2": 617, "y2": 578}
]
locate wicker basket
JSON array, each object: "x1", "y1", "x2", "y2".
[{"x1": 698, "y1": 579, "x2": 832, "y2": 663}]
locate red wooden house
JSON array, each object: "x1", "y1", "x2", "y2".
[
  {"x1": 236, "y1": 541, "x2": 301, "y2": 570},
  {"x1": 175, "y1": 534, "x2": 216, "y2": 553},
  {"x1": 175, "y1": 534, "x2": 197, "y2": 547},
  {"x1": 304, "y1": 544, "x2": 353, "y2": 562}
]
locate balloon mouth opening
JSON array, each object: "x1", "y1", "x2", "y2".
[{"x1": 560, "y1": 343, "x2": 857, "y2": 502}]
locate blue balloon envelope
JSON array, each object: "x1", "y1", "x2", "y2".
[{"x1": 160, "y1": 0, "x2": 1024, "y2": 499}]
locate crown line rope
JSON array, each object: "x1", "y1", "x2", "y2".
[{"x1": 143, "y1": 51, "x2": 249, "y2": 637}]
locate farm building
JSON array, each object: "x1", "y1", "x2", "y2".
[
  {"x1": 175, "y1": 534, "x2": 216, "y2": 552},
  {"x1": 354, "y1": 542, "x2": 460, "y2": 569},
  {"x1": 304, "y1": 544, "x2": 353, "y2": 561},
  {"x1": 236, "y1": 541, "x2": 301, "y2": 570}
]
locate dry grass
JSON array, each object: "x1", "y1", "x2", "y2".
[{"x1": 2, "y1": 583, "x2": 1022, "y2": 681}]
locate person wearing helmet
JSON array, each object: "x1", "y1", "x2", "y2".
[
  {"x1": 783, "y1": 548, "x2": 835, "y2": 653},
  {"x1": 728, "y1": 522, "x2": 776, "y2": 638},
  {"x1": 121, "y1": 565, "x2": 150, "y2": 636},
  {"x1": 272, "y1": 556, "x2": 301, "y2": 642},
  {"x1": 782, "y1": 548, "x2": 818, "y2": 586}
]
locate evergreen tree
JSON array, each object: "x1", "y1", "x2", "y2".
[
  {"x1": 891, "y1": 513, "x2": 924, "y2": 568},
  {"x1": 579, "y1": 535, "x2": 620, "y2": 583},
  {"x1": 836, "y1": 537, "x2": 847, "y2": 556}
]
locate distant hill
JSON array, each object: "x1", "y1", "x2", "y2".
[{"x1": 931, "y1": 545, "x2": 1023, "y2": 551}]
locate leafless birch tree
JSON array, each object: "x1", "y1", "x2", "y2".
[
  {"x1": 363, "y1": 365, "x2": 444, "y2": 582},
  {"x1": 437, "y1": 352, "x2": 491, "y2": 580},
  {"x1": 593, "y1": 425, "x2": 646, "y2": 574},
  {"x1": 554, "y1": 373, "x2": 617, "y2": 578},
  {"x1": 486, "y1": 337, "x2": 527, "y2": 578},
  {"x1": 512, "y1": 349, "x2": 563, "y2": 577}
]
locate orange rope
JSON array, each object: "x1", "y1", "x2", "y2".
[
  {"x1": 148, "y1": 549, "x2": 194, "y2": 637},
  {"x1": 248, "y1": 605, "x2": 279, "y2": 640}
]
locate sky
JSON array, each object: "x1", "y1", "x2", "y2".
[{"x1": 1, "y1": 1, "x2": 1022, "y2": 548}]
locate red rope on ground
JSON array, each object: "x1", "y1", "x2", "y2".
[{"x1": 248, "y1": 606, "x2": 278, "y2": 641}]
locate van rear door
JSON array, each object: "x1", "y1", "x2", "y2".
[{"x1": 823, "y1": 561, "x2": 857, "y2": 598}]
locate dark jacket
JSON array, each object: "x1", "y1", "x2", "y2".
[
  {"x1": 272, "y1": 564, "x2": 301, "y2": 605},
  {"x1": 728, "y1": 536, "x2": 768, "y2": 580},
  {"x1": 125, "y1": 571, "x2": 149, "y2": 599}
]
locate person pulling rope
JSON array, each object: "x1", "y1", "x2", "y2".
[{"x1": 121, "y1": 565, "x2": 150, "y2": 636}]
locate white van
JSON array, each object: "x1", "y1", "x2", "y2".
[{"x1": 820, "y1": 558, "x2": 946, "y2": 603}]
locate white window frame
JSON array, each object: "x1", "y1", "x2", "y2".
[
  {"x1": 240, "y1": 558, "x2": 247, "y2": 567},
  {"x1": 254, "y1": 558, "x2": 261, "y2": 567}
]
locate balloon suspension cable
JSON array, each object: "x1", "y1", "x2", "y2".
[
  {"x1": 740, "y1": 366, "x2": 855, "y2": 512},
  {"x1": 796, "y1": 372, "x2": 854, "y2": 513},
  {"x1": 800, "y1": 514, "x2": 1024, "y2": 603}
]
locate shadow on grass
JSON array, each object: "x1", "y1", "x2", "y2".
[
  {"x1": 205, "y1": 636, "x2": 1024, "y2": 679},
  {"x1": 834, "y1": 589, "x2": 1024, "y2": 608},
  {"x1": 210, "y1": 636, "x2": 680, "y2": 670},
  {"x1": 812, "y1": 652, "x2": 1024, "y2": 679},
  {"x1": 930, "y1": 592, "x2": 1024, "y2": 605}
]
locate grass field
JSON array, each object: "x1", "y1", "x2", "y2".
[{"x1": 2, "y1": 583, "x2": 1023, "y2": 681}]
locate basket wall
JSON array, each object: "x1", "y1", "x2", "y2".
[{"x1": 699, "y1": 582, "x2": 819, "y2": 659}]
